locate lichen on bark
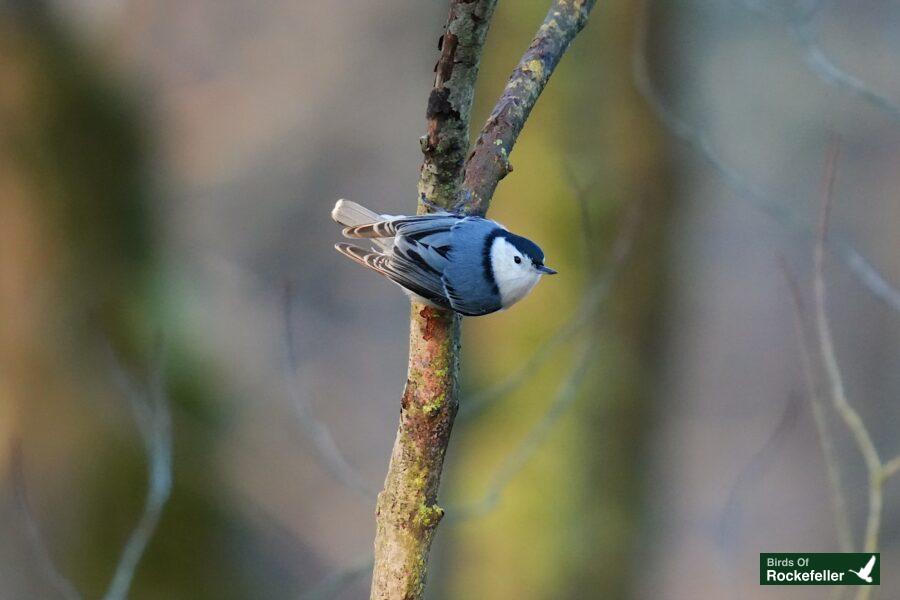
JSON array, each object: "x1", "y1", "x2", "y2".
[{"x1": 371, "y1": 307, "x2": 460, "y2": 599}]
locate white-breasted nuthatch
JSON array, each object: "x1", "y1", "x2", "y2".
[{"x1": 332, "y1": 199, "x2": 556, "y2": 316}]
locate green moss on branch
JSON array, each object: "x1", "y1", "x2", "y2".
[{"x1": 371, "y1": 307, "x2": 460, "y2": 599}]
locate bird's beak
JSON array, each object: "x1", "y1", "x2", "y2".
[{"x1": 537, "y1": 265, "x2": 558, "y2": 275}]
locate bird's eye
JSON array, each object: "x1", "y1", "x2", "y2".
[{"x1": 514, "y1": 256, "x2": 522, "y2": 264}]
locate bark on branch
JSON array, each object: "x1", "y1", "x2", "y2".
[
  {"x1": 418, "y1": 0, "x2": 499, "y2": 211},
  {"x1": 371, "y1": 3, "x2": 496, "y2": 598},
  {"x1": 370, "y1": 2, "x2": 597, "y2": 598},
  {"x1": 461, "y1": 0, "x2": 598, "y2": 215}
]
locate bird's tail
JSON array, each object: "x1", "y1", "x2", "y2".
[
  {"x1": 331, "y1": 199, "x2": 380, "y2": 228},
  {"x1": 331, "y1": 199, "x2": 395, "y2": 252}
]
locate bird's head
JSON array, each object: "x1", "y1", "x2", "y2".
[{"x1": 489, "y1": 231, "x2": 556, "y2": 308}]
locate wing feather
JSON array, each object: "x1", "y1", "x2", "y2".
[
  {"x1": 343, "y1": 213, "x2": 462, "y2": 240},
  {"x1": 334, "y1": 243, "x2": 450, "y2": 308},
  {"x1": 336, "y1": 214, "x2": 500, "y2": 314}
]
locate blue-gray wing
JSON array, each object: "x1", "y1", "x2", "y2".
[
  {"x1": 385, "y1": 215, "x2": 463, "y2": 305},
  {"x1": 392, "y1": 214, "x2": 461, "y2": 271},
  {"x1": 339, "y1": 213, "x2": 503, "y2": 315},
  {"x1": 441, "y1": 218, "x2": 504, "y2": 316},
  {"x1": 341, "y1": 213, "x2": 465, "y2": 307},
  {"x1": 336, "y1": 242, "x2": 451, "y2": 308}
]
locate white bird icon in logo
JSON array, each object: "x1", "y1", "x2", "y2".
[{"x1": 848, "y1": 555, "x2": 877, "y2": 583}]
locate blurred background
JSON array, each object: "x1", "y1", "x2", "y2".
[{"x1": 2, "y1": 0, "x2": 900, "y2": 598}]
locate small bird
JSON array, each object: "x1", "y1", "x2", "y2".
[
  {"x1": 848, "y1": 555, "x2": 877, "y2": 583},
  {"x1": 332, "y1": 199, "x2": 556, "y2": 316}
]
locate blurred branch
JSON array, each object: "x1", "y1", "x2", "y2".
[
  {"x1": 840, "y1": 246, "x2": 900, "y2": 312},
  {"x1": 459, "y1": 0, "x2": 597, "y2": 215},
  {"x1": 811, "y1": 146, "x2": 893, "y2": 600},
  {"x1": 790, "y1": 22, "x2": 900, "y2": 122},
  {"x1": 632, "y1": 1, "x2": 798, "y2": 228},
  {"x1": 633, "y1": 0, "x2": 900, "y2": 315},
  {"x1": 716, "y1": 394, "x2": 800, "y2": 590},
  {"x1": 102, "y1": 345, "x2": 173, "y2": 600},
  {"x1": 372, "y1": 2, "x2": 598, "y2": 598},
  {"x1": 453, "y1": 341, "x2": 595, "y2": 520},
  {"x1": 742, "y1": 1, "x2": 900, "y2": 123},
  {"x1": 282, "y1": 283, "x2": 377, "y2": 500},
  {"x1": 461, "y1": 198, "x2": 639, "y2": 420},
  {"x1": 812, "y1": 145, "x2": 885, "y2": 566},
  {"x1": 780, "y1": 258, "x2": 852, "y2": 553},
  {"x1": 773, "y1": 144, "x2": 900, "y2": 600},
  {"x1": 10, "y1": 441, "x2": 83, "y2": 600},
  {"x1": 11, "y1": 345, "x2": 171, "y2": 600}
]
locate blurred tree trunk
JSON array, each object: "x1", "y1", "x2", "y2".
[
  {"x1": 564, "y1": 2, "x2": 674, "y2": 597},
  {"x1": 0, "y1": 6, "x2": 154, "y2": 595},
  {"x1": 0, "y1": 7, "x2": 252, "y2": 599},
  {"x1": 436, "y1": 1, "x2": 674, "y2": 599}
]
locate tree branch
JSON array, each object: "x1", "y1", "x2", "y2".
[
  {"x1": 418, "y1": 0, "x2": 499, "y2": 211},
  {"x1": 780, "y1": 258, "x2": 853, "y2": 553},
  {"x1": 634, "y1": 0, "x2": 900, "y2": 316},
  {"x1": 811, "y1": 145, "x2": 886, "y2": 600},
  {"x1": 460, "y1": 0, "x2": 598, "y2": 215},
  {"x1": 102, "y1": 345, "x2": 173, "y2": 600},
  {"x1": 370, "y1": 2, "x2": 597, "y2": 598},
  {"x1": 370, "y1": 3, "x2": 495, "y2": 599},
  {"x1": 371, "y1": 306, "x2": 461, "y2": 600}
]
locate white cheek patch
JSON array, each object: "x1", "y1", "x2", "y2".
[{"x1": 490, "y1": 237, "x2": 541, "y2": 308}]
